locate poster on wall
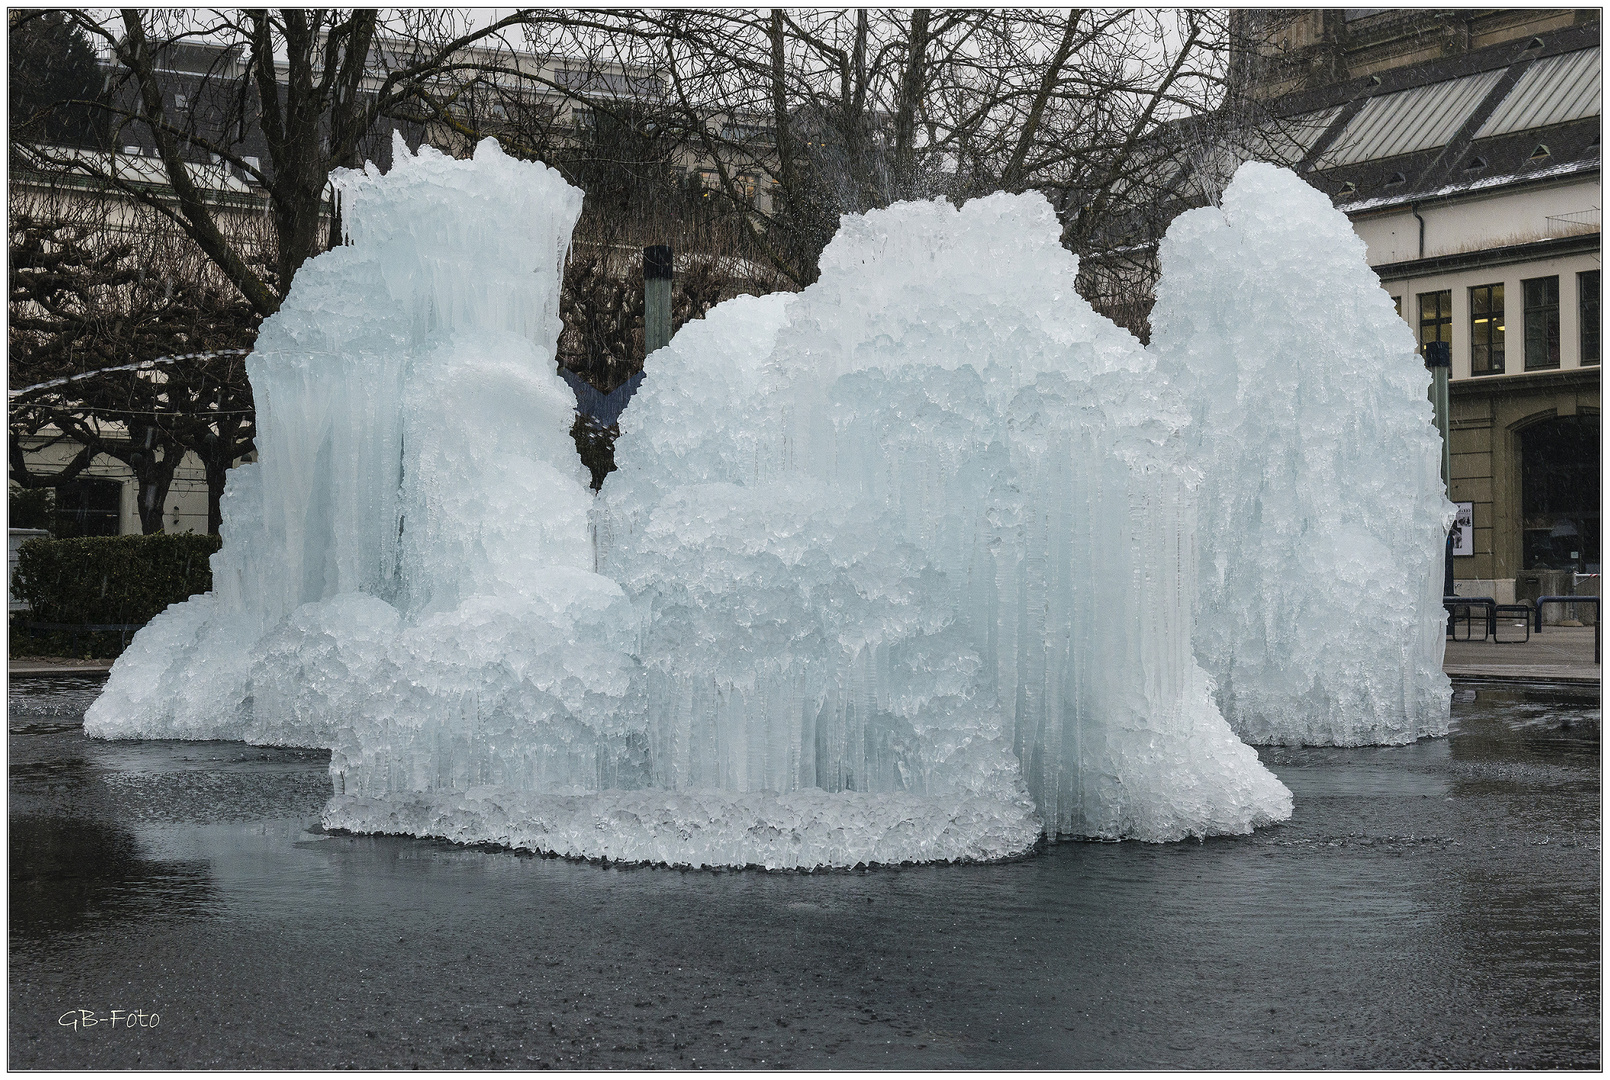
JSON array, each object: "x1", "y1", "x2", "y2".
[{"x1": 1451, "y1": 501, "x2": 1474, "y2": 556}]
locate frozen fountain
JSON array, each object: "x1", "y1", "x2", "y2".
[
  {"x1": 1149, "y1": 164, "x2": 1453, "y2": 746},
  {"x1": 85, "y1": 136, "x2": 1451, "y2": 868}
]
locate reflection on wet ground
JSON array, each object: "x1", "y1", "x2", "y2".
[{"x1": 9, "y1": 675, "x2": 1600, "y2": 1070}]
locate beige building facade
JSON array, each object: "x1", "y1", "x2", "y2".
[
  {"x1": 12, "y1": 430, "x2": 212, "y2": 537},
  {"x1": 1243, "y1": 9, "x2": 1602, "y2": 609}
]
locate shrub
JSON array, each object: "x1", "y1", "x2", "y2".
[{"x1": 11, "y1": 533, "x2": 220, "y2": 627}]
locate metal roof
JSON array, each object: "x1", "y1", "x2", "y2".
[
  {"x1": 1475, "y1": 47, "x2": 1602, "y2": 138},
  {"x1": 16, "y1": 144, "x2": 259, "y2": 196},
  {"x1": 1320, "y1": 69, "x2": 1504, "y2": 166},
  {"x1": 1162, "y1": 107, "x2": 1341, "y2": 202},
  {"x1": 1269, "y1": 107, "x2": 1344, "y2": 158}
]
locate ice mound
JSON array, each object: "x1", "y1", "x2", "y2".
[
  {"x1": 601, "y1": 193, "x2": 1292, "y2": 844},
  {"x1": 1149, "y1": 162, "x2": 1453, "y2": 746},
  {"x1": 86, "y1": 135, "x2": 603, "y2": 755},
  {"x1": 84, "y1": 138, "x2": 1051, "y2": 867}
]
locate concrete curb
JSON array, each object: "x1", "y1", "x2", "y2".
[
  {"x1": 10, "y1": 662, "x2": 115, "y2": 676},
  {"x1": 1446, "y1": 667, "x2": 1601, "y2": 686}
]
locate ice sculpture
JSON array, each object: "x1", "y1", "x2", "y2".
[
  {"x1": 1149, "y1": 162, "x2": 1453, "y2": 746},
  {"x1": 600, "y1": 194, "x2": 1291, "y2": 844},
  {"x1": 86, "y1": 138, "x2": 1459, "y2": 868}
]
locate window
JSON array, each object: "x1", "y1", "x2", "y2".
[
  {"x1": 1522, "y1": 275, "x2": 1560, "y2": 370},
  {"x1": 1580, "y1": 270, "x2": 1600, "y2": 364},
  {"x1": 549, "y1": 66, "x2": 659, "y2": 98},
  {"x1": 53, "y1": 479, "x2": 121, "y2": 538},
  {"x1": 721, "y1": 121, "x2": 774, "y2": 143},
  {"x1": 1418, "y1": 290, "x2": 1451, "y2": 359},
  {"x1": 1521, "y1": 416, "x2": 1600, "y2": 572},
  {"x1": 1469, "y1": 283, "x2": 1505, "y2": 375}
]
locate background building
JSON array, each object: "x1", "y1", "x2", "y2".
[{"x1": 1190, "y1": 9, "x2": 1601, "y2": 609}]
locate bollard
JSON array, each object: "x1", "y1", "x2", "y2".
[{"x1": 644, "y1": 244, "x2": 672, "y2": 358}]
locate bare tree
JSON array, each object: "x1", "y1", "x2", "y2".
[
  {"x1": 459, "y1": 9, "x2": 1271, "y2": 296},
  {"x1": 9, "y1": 182, "x2": 260, "y2": 533},
  {"x1": 18, "y1": 9, "x2": 554, "y2": 314}
]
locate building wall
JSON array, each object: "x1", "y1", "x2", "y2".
[
  {"x1": 1446, "y1": 370, "x2": 1598, "y2": 601},
  {"x1": 1377, "y1": 249, "x2": 1601, "y2": 381},
  {"x1": 14, "y1": 437, "x2": 212, "y2": 536},
  {"x1": 1368, "y1": 190, "x2": 1602, "y2": 599},
  {"x1": 1252, "y1": 9, "x2": 1590, "y2": 97},
  {"x1": 1351, "y1": 177, "x2": 1600, "y2": 265}
]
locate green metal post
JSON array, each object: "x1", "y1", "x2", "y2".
[
  {"x1": 1427, "y1": 351, "x2": 1451, "y2": 497},
  {"x1": 644, "y1": 245, "x2": 672, "y2": 358},
  {"x1": 1425, "y1": 341, "x2": 1454, "y2": 597}
]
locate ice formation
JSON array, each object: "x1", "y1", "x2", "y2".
[
  {"x1": 1149, "y1": 163, "x2": 1453, "y2": 746},
  {"x1": 598, "y1": 196, "x2": 1290, "y2": 843},
  {"x1": 89, "y1": 141, "x2": 1445, "y2": 867}
]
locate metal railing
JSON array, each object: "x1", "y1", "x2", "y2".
[
  {"x1": 1545, "y1": 208, "x2": 1602, "y2": 233},
  {"x1": 1532, "y1": 596, "x2": 1601, "y2": 664},
  {"x1": 1444, "y1": 596, "x2": 1496, "y2": 640},
  {"x1": 1492, "y1": 604, "x2": 1532, "y2": 644}
]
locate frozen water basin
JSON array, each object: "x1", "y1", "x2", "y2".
[{"x1": 10, "y1": 674, "x2": 1598, "y2": 1069}]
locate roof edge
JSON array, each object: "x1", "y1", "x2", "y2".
[
  {"x1": 1372, "y1": 231, "x2": 1602, "y2": 281},
  {"x1": 1338, "y1": 157, "x2": 1600, "y2": 214}
]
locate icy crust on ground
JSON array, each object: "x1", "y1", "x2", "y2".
[
  {"x1": 323, "y1": 788, "x2": 1041, "y2": 870},
  {"x1": 1149, "y1": 162, "x2": 1453, "y2": 746},
  {"x1": 602, "y1": 193, "x2": 1292, "y2": 843}
]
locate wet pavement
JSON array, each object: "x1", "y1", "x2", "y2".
[{"x1": 8, "y1": 675, "x2": 1601, "y2": 1070}]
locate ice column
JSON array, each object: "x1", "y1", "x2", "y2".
[
  {"x1": 1149, "y1": 161, "x2": 1454, "y2": 746},
  {"x1": 85, "y1": 136, "x2": 610, "y2": 757}
]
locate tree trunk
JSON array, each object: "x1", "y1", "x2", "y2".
[
  {"x1": 120, "y1": 424, "x2": 184, "y2": 534},
  {"x1": 892, "y1": 9, "x2": 931, "y2": 202},
  {"x1": 204, "y1": 448, "x2": 229, "y2": 536}
]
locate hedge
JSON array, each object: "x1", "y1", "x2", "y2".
[{"x1": 11, "y1": 533, "x2": 221, "y2": 627}]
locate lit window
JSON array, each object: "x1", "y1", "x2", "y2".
[
  {"x1": 1418, "y1": 289, "x2": 1451, "y2": 359},
  {"x1": 1522, "y1": 275, "x2": 1560, "y2": 370},
  {"x1": 1469, "y1": 283, "x2": 1505, "y2": 376},
  {"x1": 1580, "y1": 270, "x2": 1600, "y2": 365}
]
